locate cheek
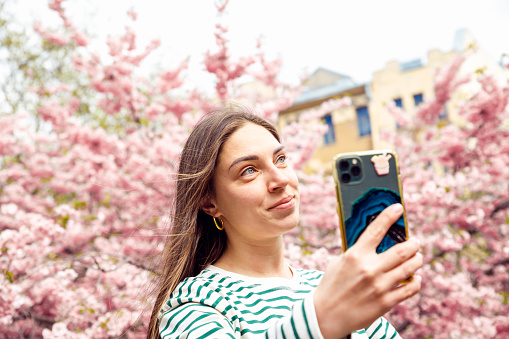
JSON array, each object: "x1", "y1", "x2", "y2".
[
  {"x1": 217, "y1": 185, "x2": 263, "y2": 213},
  {"x1": 287, "y1": 168, "x2": 299, "y2": 191},
  {"x1": 238, "y1": 190, "x2": 263, "y2": 206}
]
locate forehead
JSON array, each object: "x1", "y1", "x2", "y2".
[{"x1": 218, "y1": 123, "x2": 280, "y2": 163}]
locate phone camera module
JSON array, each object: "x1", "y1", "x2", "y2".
[
  {"x1": 340, "y1": 160, "x2": 349, "y2": 171},
  {"x1": 351, "y1": 165, "x2": 361, "y2": 176},
  {"x1": 341, "y1": 173, "x2": 351, "y2": 183},
  {"x1": 336, "y1": 156, "x2": 362, "y2": 184}
]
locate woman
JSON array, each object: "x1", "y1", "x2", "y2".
[{"x1": 147, "y1": 105, "x2": 423, "y2": 338}]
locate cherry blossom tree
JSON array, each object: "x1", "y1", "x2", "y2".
[
  {"x1": 1, "y1": 0, "x2": 508, "y2": 337},
  {"x1": 0, "y1": 0, "x2": 320, "y2": 337},
  {"x1": 382, "y1": 55, "x2": 509, "y2": 338}
]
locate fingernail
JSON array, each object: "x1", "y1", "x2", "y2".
[
  {"x1": 409, "y1": 237, "x2": 421, "y2": 247},
  {"x1": 391, "y1": 203, "x2": 403, "y2": 214}
]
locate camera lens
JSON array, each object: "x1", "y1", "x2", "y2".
[
  {"x1": 340, "y1": 160, "x2": 349, "y2": 171},
  {"x1": 351, "y1": 165, "x2": 361, "y2": 176},
  {"x1": 341, "y1": 173, "x2": 351, "y2": 183}
]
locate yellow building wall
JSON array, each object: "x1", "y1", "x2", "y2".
[
  {"x1": 370, "y1": 49, "x2": 456, "y2": 149},
  {"x1": 307, "y1": 119, "x2": 372, "y2": 173},
  {"x1": 370, "y1": 45, "x2": 509, "y2": 150},
  {"x1": 279, "y1": 90, "x2": 374, "y2": 174},
  {"x1": 278, "y1": 32, "x2": 509, "y2": 173}
]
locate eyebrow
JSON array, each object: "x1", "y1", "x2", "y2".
[{"x1": 228, "y1": 145, "x2": 285, "y2": 170}]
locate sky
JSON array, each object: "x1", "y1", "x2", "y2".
[{"x1": 11, "y1": 0, "x2": 509, "y2": 93}]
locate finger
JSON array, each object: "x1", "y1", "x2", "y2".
[
  {"x1": 385, "y1": 275, "x2": 422, "y2": 306},
  {"x1": 356, "y1": 203, "x2": 404, "y2": 250},
  {"x1": 378, "y1": 237, "x2": 421, "y2": 272},
  {"x1": 381, "y1": 252, "x2": 423, "y2": 290}
]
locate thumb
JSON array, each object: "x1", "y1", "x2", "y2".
[{"x1": 355, "y1": 203, "x2": 404, "y2": 251}]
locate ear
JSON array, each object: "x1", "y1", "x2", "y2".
[{"x1": 200, "y1": 194, "x2": 221, "y2": 218}]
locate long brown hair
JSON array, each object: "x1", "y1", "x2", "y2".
[{"x1": 146, "y1": 104, "x2": 280, "y2": 338}]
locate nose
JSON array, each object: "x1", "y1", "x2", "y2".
[{"x1": 267, "y1": 165, "x2": 290, "y2": 192}]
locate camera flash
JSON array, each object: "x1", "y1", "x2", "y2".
[{"x1": 352, "y1": 159, "x2": 358, "y2": 165}]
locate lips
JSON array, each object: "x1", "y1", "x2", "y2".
[{"x1": 269, "y1": 195, "x2": 295, "y2": 210}]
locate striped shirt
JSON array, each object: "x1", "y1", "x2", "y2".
[{"x1": 159, "y1": 265, "x2": 401, "y2": 339}]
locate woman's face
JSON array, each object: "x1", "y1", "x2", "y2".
[{"x1": 205, "y1": 122, "x2": 300, "y2": 244}]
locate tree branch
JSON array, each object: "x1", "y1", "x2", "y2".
[
  {"x1": 490, "y1": 200, "x2": 509, "y2": 218},
  {"x1": 484, "y1": 258, "x2": 509, "y2": 275}
]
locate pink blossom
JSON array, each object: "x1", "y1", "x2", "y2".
[
  {"x1": 3, "y1": 0, "x2": 508, "y2": 336},
  {"x1": 106, "y1": 37, "x2": 123, "y2": 57},
  {"x1": 71, "y1": 29, "x2": 89, "y2": 46},
  {"x1": 157, "y1": 60, "x2": 188, "y2": 94},
  {"x1": 215, "y1": 0, "x2": 230, "y2": 13},
  {"x1": 127, "y1": 8, "x2": 138, "y2": 21},
  {"x1": 145, "y1": 103, "x2": 166, "y2": 120},
  {"x1": 299, "y1": 97, "x2": 352, "y2": 121},
  {"x1": 122, "y1": 26, "x2": 136, "y2": 51},
  {"x1": 33, "y1": 22, "x2": 69, "y2": 46},
  {"x1": 386, "y1": 100, "x2": 410, "y2": 127},
  {"x1": 37, "y1": 100, "x2": 74, "y2": 129}
]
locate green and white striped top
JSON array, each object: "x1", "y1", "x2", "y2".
[{"x1": 159, "y1": 265, "x2": 402, "y2": 339}]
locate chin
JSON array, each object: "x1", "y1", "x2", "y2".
[{"x1": 281, "y1": 212, "x2": 300, "y2": 233}]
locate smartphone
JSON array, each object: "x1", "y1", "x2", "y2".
[{"x1": 332, "y1": 150, "x2": 409, "y2": 254}]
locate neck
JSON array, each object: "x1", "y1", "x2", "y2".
[{"x1": 213, "y1": 235, "x2": 292, "y2": 279}]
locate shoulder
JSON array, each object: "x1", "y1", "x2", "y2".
[
  {"x1": 162, "y1": 267, "x2": 238, "y2": 309},
  {"x1": 160, "y1": 266, "x2": 321, "y2": 319},
  {"x1": 160, "y1": 267, "x2": 261, "y2": 316},
  {"x1": 158, "y1": 268, "x2": 244, "y2": 335},
  {"x1": 158, "y1": 269, "x2": 242, "y2": 338}
]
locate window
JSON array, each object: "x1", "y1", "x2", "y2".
[
  {"x1": 413, "y1": 93, "x2": 423, "y2": 106},
  {"x1": 322, "y1": 114, "x2": 335, "y2": 145},
  {"x1": 394, "y1": 98, "x2": 403, "y2": 129},
  {"x1": 356, "y1": 106, "x2": 371, "y2": 137},
  {"x1": 439, "y1": 106, "x2": 447, "y2": 119}
]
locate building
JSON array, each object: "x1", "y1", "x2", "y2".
[
  {"x1": 370, "y1": 29, "x2": 509, "y2": 149},
  {"x1": 278, "y1": 68, "x2": 374, "y2": 173},
  {"x1": 370, "y1": 48, "x2": 456, "y2": 149},
  {"x1": 277, "y1": 29, "x2": 509, "y2": 173}
]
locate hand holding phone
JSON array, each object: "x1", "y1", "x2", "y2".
[{"x1": 313, "y1": 203, "x2": 422, "y2": 339}]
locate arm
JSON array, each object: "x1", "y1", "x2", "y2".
[
  {"x1": 159, "y1": 204, "x2": 416, "y2": 339},
  {"x1": 265, "y1": 296, "x2": 402, "y2": 339},
  {"x1": 363, "y1": 317, "x2": 401, "y2": 339},
  {"x1": 314, "y1": 204, "x2": 422, "y2": 339},
  {"x1": 264, "y1": 293, "x2": 324, "y2": 338},
  {"x1": 159, "y1": 281, "x2": 402, "y2": 339}
]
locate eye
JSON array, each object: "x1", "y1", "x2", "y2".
[
  {"x1": 276, "y1": 155, "x2": 286, "y2": 164},
  {"x1": 241, "y1": 167, "x2": 256, "y2": 176}
]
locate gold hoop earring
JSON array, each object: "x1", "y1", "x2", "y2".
[{"x1": 213, "y1": 217, "x2": 224, "y2": 231}]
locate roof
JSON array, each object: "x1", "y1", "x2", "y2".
[
  {"x1": 306, "y1": 67, "x2": 350, "y2": 80},
  {"x1": 400, "y1": 59, "x2": 423, "y2": 72},
  {"x1": 294, "y1": 77, "x2": 358, "y2": 105}
]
